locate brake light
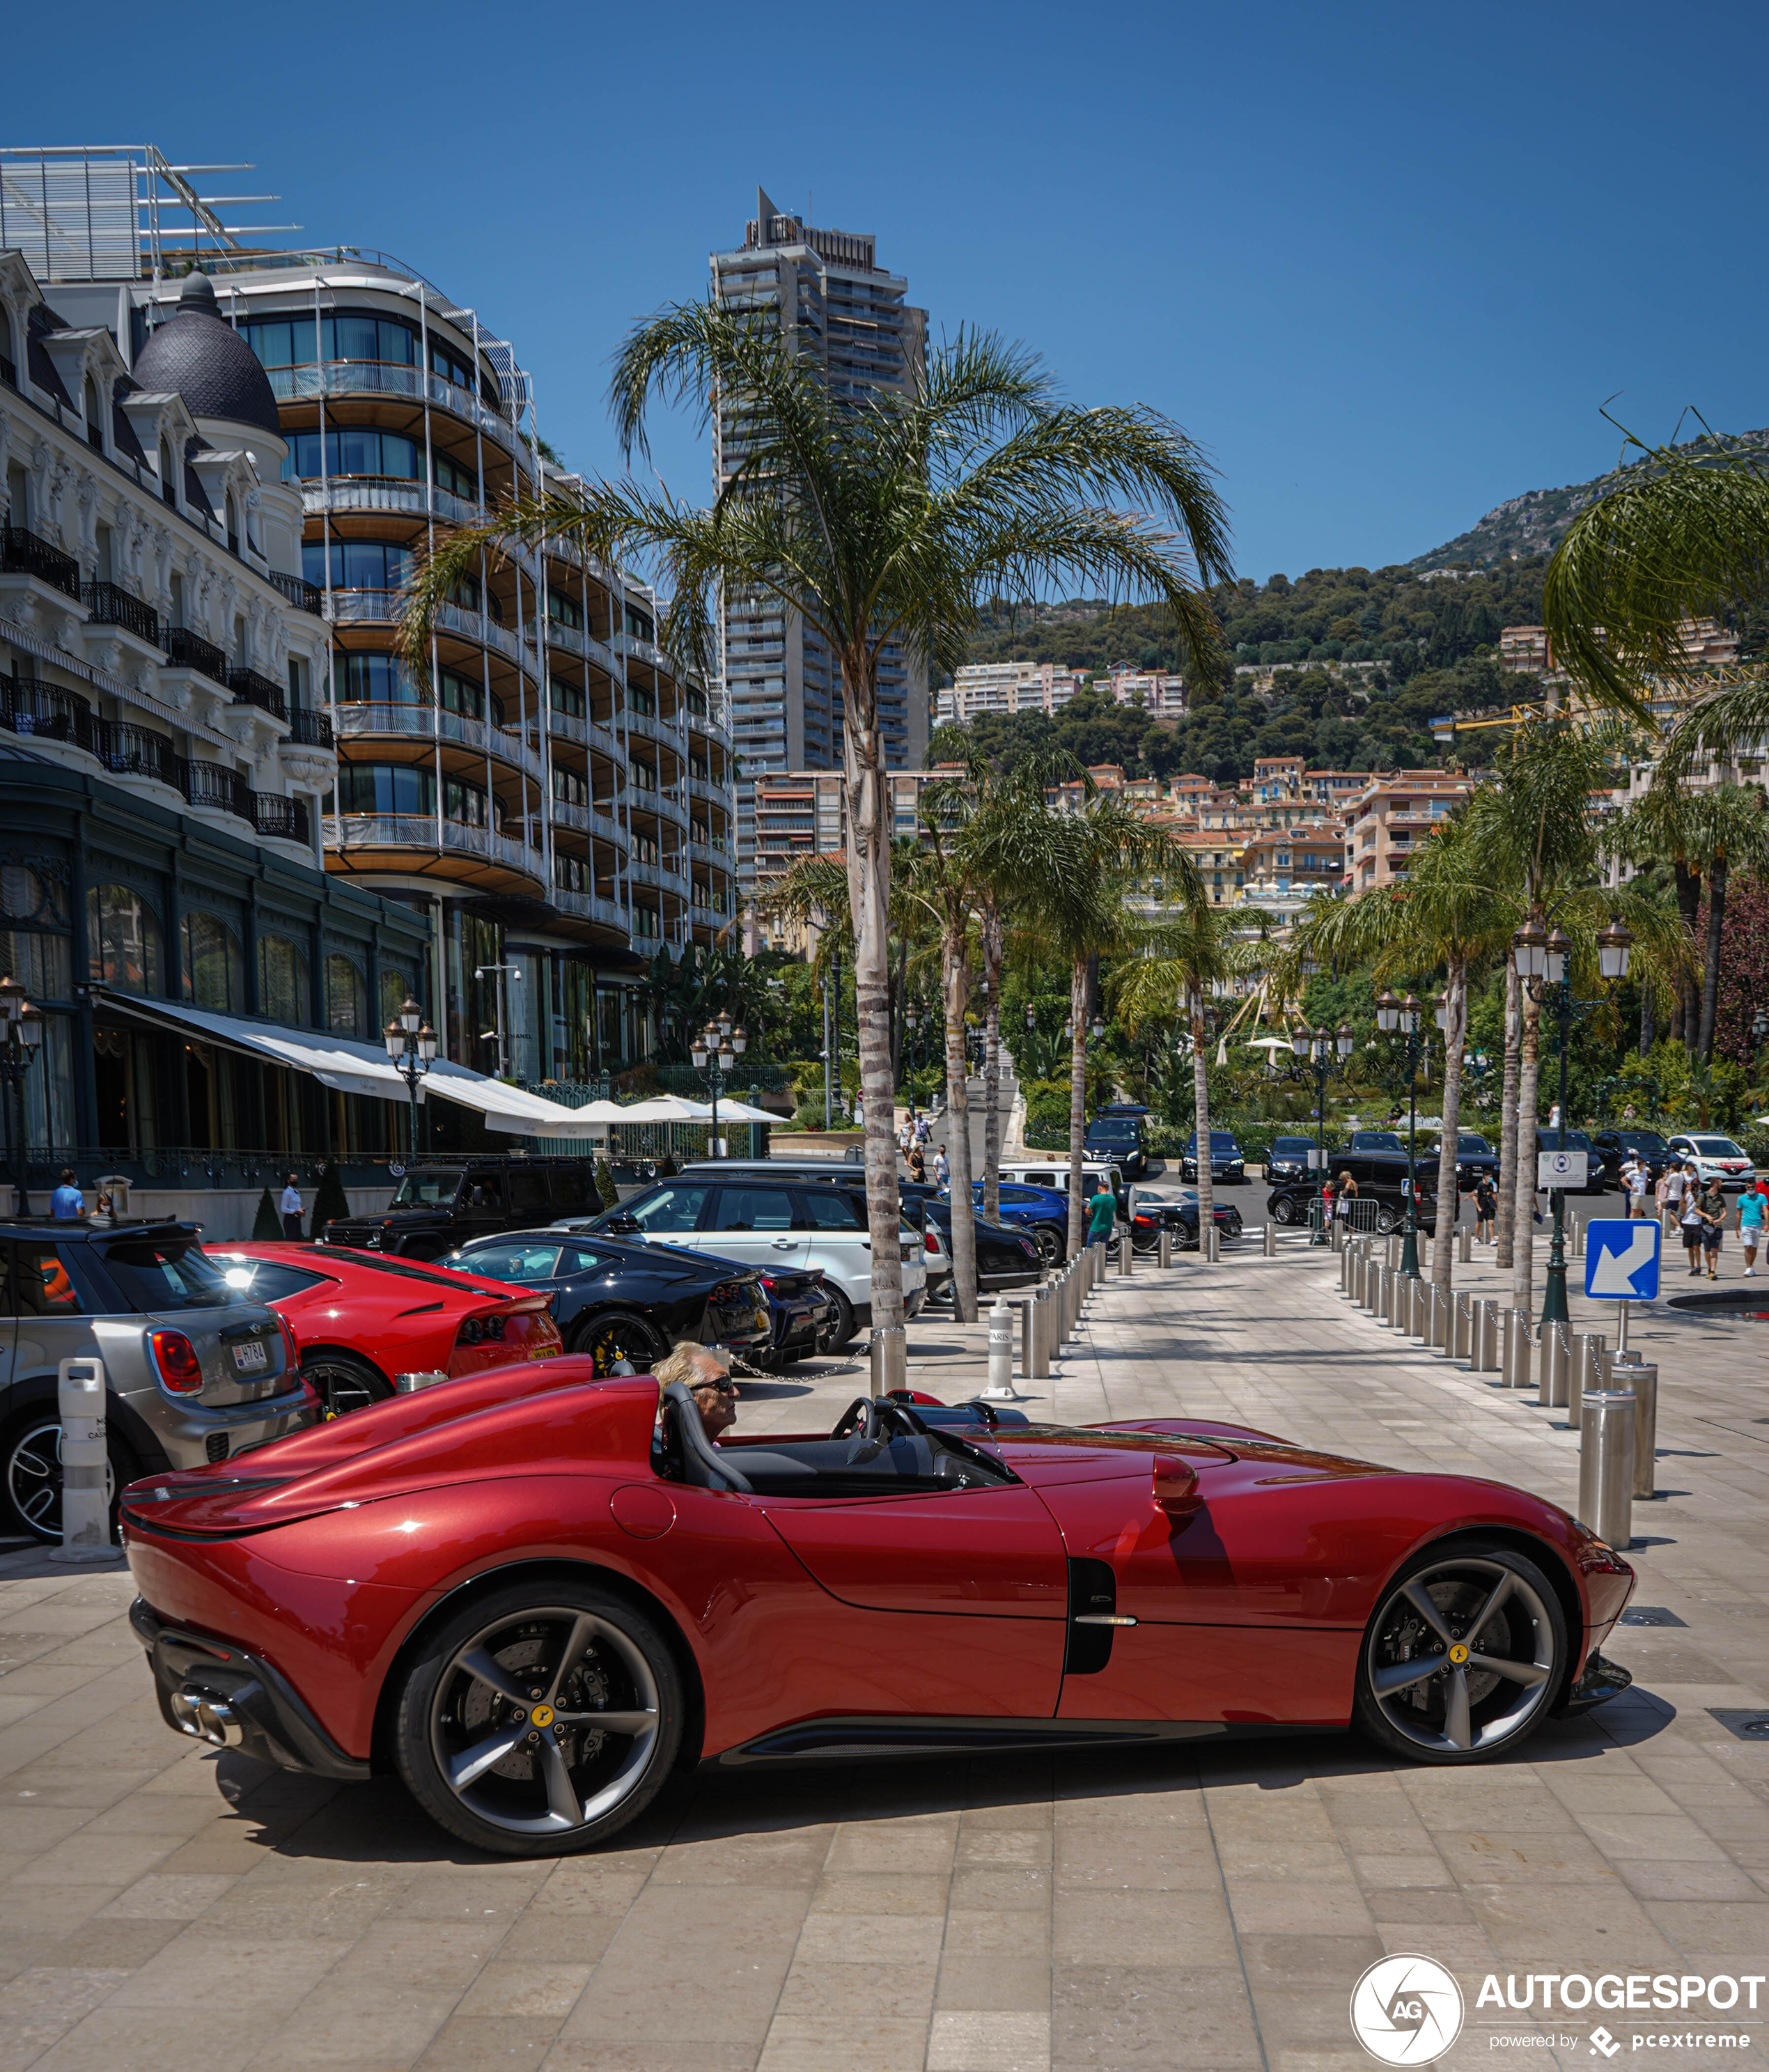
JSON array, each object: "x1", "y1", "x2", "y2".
[
  {"x1": 151, "y1": 1330, "x2": 204, "y2": 1394},
  {"x1": 708, "y1": 1280, "x2": 752, "y2": 1304},
  {"x1": 924, "y1": 1231, "x2": 940, "y2": 1254},
  {"x1": 456, "y1": 1311, "x2": 507, "y2": 1346}
]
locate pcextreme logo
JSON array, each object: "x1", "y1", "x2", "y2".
[{"x1": 1350, "y1": 1954, "x2": 1465, "y2": 2064}]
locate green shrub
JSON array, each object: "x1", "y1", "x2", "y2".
[
  {"x1": 251, "y1": 1187, "x2": 281, "y2": 1240},
  {"x1": 594, "y1": 1159, "x2": 619, "y2": 1209},
  {"x1": 310, "y1": 1161, "x2": 350, "y2": 1238}
]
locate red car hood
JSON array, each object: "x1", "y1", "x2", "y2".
[{"x1": 122, "y1": 1364, "x2": 657, "y2": 1538}]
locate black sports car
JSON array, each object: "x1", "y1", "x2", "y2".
[
  {"x1": 751, "y1": 1263, "x2": 842, "y2": 1369},
  {"x1": 444, "y1": 1229, "x2": 773, "y2": 1374},
  {"x1": 898, "y1": 1185, "x2": 1043, "y2": 1291},
  {"x1": 1127, "y1": 1185, "x2": 1244, "y2": 1250}
]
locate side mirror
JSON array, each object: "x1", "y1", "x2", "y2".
[{"x1": 1153, "y1": 1454, "x2": 1199, "y2": 1518}]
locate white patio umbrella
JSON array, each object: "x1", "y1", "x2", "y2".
[
  {"x1": 607, "y1": 1094, "x2": 715, "y2": 1122},
  {"x1": 1243, "y1": 1035, "x2": 1295, "y2": 1055}
]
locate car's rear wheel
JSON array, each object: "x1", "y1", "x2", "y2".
[
  {"x1": 1272, "y1": 1197, "x2": 1298, "y2": 1226},
  {"x1": 302, "y1": 1349, "x2": 391, "y2": 1419},
  {"x1": 2, "y1": 1415, "x2": 134, "y2": 1544},
  {"x1": 1033, "y1": 1226, "x2": 1065, "y2": 1268},
  {"x1": 1375, "y1": 1206, "x2": 1401, "y2": 1235},
  {"x1": 572, "y1": 1310, "x2": 669, "y2": 1376},
  {"x1": 394, "y1": 1580, "x2": 683, "y2": 1856},
  {"x1": 1354, "y1": 1541, "x2": 1566, "y2": 1765},
  {"x1": 825, "y1": 1286, "x2": 857, "y2": 1349}
]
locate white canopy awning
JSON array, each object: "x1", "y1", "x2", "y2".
[{"x1": 91, "y1": 989, "x2": 613, "y2": 1138}]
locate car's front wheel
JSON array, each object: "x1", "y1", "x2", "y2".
[
  {"x1": 571, "y1": 1310, "x2": 668, "y2": 1376},
  {"x1": 1272, "y1": 1197, "x2": 1298, "y2": 1226},
  {"x1": 1354, "y1": 1541, "x2": 1566, "y2": 1765},
  {"x1": 1032, "y1": 1226, "x2": 1066, "y2": 1269},
  {"x1": 394, "y1": 1579, "x2": 684, "y2": 1855},
  {"x1": 1375, "y1": 1206, "x2": 1401, "y2": 1235}
]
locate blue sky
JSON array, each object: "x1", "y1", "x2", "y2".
[{"x1": 15, "y1": 0, "x2": 1764, "y2": 583}]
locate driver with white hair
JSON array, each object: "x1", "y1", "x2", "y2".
[{"x1": 653, "y1": 1343, "x2": 738, "y2": 1442}]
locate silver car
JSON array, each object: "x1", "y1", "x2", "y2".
[{"x1": 1, "y1": 1220, "x2": 315, "y2": 1541}]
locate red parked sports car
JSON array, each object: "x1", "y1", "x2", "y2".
[
  {"x1": 204, "y1": 1244, "x2": 563, "y2": 1415},
  {"x1": 122, "y1": 1370, "x2": 1635, "y2": 1856}
]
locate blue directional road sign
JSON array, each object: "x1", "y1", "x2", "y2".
[{"x1": 1584, "y1": 1218, "x2": 1662, "y2": 1303}]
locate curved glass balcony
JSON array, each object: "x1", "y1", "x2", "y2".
[
  {"x1": 322, "y1": 813, "x2": 536, "y2": 874},
  {"x1": 330, "y1": 701, "x2": 542, "y2": 780},
  {"x1": 267, "y1": 361, "x2": 527, "y2": 461}
]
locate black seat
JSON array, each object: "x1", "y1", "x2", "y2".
[{"x1": 659, "y1": 1380, "x2": 817, "y2": 1493}]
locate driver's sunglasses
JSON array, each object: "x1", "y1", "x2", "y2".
[{"x1": 699, "y1": 1374, "x2": 738, "y2": 1395}]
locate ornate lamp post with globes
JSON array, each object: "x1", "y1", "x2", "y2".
[
  {"x1": 1375, "y1": 990, "x2": 1427, "y2": 1277},
  {"x1": 0, "y1": 975, "x2": 43, "y2": 1214},
  {"x1": 691, "y1": 1014, "x2": 746, "y2": 1160},
  {"x1": 1292, "y1": 1020, "x2": 1355, "y2": 1245},
  {"x1": 384, "y1": 995, "x2": 439, "y2": 1166}
]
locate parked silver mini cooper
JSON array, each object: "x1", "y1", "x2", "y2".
[{"x1": 1, "y1": 1218, "x2": 315, "y2": 1541}]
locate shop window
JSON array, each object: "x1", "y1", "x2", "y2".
[
  {"x1": 181, "y1": 912, "x2": 244, "y2": 1013},
  {"x1": 258, "y1": 934, "x2": 309, "y2": 1025},
  {"x1": 380, "y1": 967, "x2": 417, "y2": 1031},
  {"x1": 326, "y1": 954, "x2": 367, "y2": 1038},
  {"x1": 88, "y1": 885, "x2": 163, "y2": 997}
]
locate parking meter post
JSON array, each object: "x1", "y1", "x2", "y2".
[
  {"x1": 1029, "y1": 1286, "x2": 1051, "y2": 1378},
  {"x1": 1579, "y1": 1389, "x2": 1636, "y2": 1551},
  {"x1": 868, "y1": 1325, "x2": 907, "y2": 1401},
  {"x1": 984, "y1": 1298, "x2": 1015, "y2": 1400},
  {"x1": 50, "y1": 1357, "x2": 122, "y2": 1565}
]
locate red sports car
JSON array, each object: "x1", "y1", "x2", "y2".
[
  {"x1": 204, "y1": 1244, "x2": 563, "y2": 1415},
  {"x1": 121, "y1": 1371, "x2": 1635, "y2": 1856}
]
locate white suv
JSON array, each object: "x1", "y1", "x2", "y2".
[{"x1": 587, "y1": 1176, "x2": 925, "y2": 1346}]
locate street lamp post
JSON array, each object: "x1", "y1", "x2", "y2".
[
  {"x1": 1293, "y1": 1019, "x2": 1355, "y2": 1245},
  {"x1": 1525, "y1": 916, "x2": 1633, "y2": 1327},
  {"x1": 690, "y1": 1015, "x2": 745, "y2": 1159},
  {"x1": 474, "y1": 963, "x2": 522, "y2": 1080},
  {"x1": 383, "y1": 995, "x2": 439, "y2": 1164},
  {"x1": 1376, "y1": 990, "x2": 1426, "y2": 1277},
  {"x1": 0, "y1": 976, "x2": 43, "y2": 1213}
]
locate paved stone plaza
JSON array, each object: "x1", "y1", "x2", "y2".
[{"x1": 2, "y1": 1231, "x2": 1768, "y2": 2070}]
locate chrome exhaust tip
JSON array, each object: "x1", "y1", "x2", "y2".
[{"x1": 169, "y1": 1687, "x2": 244, "y2": 1748}]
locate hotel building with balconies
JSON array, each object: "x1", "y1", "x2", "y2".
[{"x1": 711, "y1": 192, "x2": 929, "y2": 889}]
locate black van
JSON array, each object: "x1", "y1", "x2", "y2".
[
  {"x1": 319, "y1": 1157, "x2": 604, "y2": 1260},
  {"x1": 1267, "y1": 1150, "x2": 1438, "y2": 1234}
]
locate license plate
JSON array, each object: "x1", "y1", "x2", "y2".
[{"x1": 231, "y1": 1339, "x2": 268, "y2": 1374}]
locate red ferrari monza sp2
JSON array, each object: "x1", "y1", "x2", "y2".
[{"x1": 122, "y1": 1366, "x2": 1635, "y2": 1855}]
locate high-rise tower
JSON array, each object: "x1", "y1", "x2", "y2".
[{"x1": 710, "y1": 189, "x2": 928, "y2": 889}]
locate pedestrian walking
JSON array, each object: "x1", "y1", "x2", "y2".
[
  {"x1": 1334, "y1": 1170, "x2": 1357, "y2": 1226},
  {"x1": 1086, "y1": 1178, "x2": 1116, "y2": 1253},
  {"x1": 906, "y1": 1142, "x2": 926, "y2": 1185},
  {"x1": 279, "y1": 1171, "x2": 304, "y2": 1241},
  {"x1": 1738, "y1": 1184, "x2": 1765, "y2": 1276},
  {"x1": 1696, "y1": 1177, "x2": 1728, "y2": 1279},
  {"x1": 1474, "y1": 1175, "x2": 1497, "y2": 1243},
  {"x1": 934, "y1": 1145, "x2": 950, "y2": 1189},
  {"x1": 914, "y1": 1112, "x2": 931, "y2": 1146},
  {"x1": 1653, "y1": 1167, "x2": 1671, "y2": 1223},
  {"x1": 49, "y1": 1168, "x2": 84, "y2": 1220},
  {"x1": 1617, "y1": 1154, "x2": 1639, "y2": 1215}
]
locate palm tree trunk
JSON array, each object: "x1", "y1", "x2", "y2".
[
  {"x1": 1066, "y1": 956, "x2": 1089, "y2": 1260},
  {"x1": 981, "y1": 903, "x2": 1004, "y2": 1222},
  {"x1": 839, "y1": 669, "x2": 905, "y2": 1346},
  {"x1": 1510, "y1": 984, "x2": 1543, "y2": 1323},
  {"x1": 1495, "y1": 954, "x2": 1521, "y2": 1270},
  {"x1": 1431, "y1": 963, "x2": 1466, "y2": 1291},
  {"x1": 1699, "y1": 854, "x2": 1727, "y2": 1064},
  {"x1": 1674, "y1": 860, "x2": 1701, "y2": 1054},
  {"x1": 942, "y1": 921, "x2": 978, "y2": 1323},
  {"x1": 1639, "y1": 983, "x2": 1655, "y2": 1056},
  {"x1": 1190, "y1": 988, "x2": 1215, "y2": 1249}
]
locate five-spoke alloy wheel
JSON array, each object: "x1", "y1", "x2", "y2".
[
  {"x1": 395, "y1": 1581, "x2": 683, "y2": 1855},
  {"x1": 1355, "y1": 1541, "x2": 1565, "y2": 1763}
]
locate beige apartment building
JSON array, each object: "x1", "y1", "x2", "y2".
[
  {"x1": 1105, "y1": 666, "x2": 1186, "y2": 717},
  {"x1": 1346, "y1": 772, "x2": 1471, "y2": 889},
  {"x1": 745, "y1": 766, "x2": 949, "y2": 950},
  {"x1": 937, "y1": 660, "x2": 1082, "y2": 726}
]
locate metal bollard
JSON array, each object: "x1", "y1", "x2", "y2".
[
  {"x1": 1158, "y1": 1226, "x2": 1171, "y2": 1268},
  {"x1": 1263, "y1": 1220, "x2": 1276, "y2": 1257},
  {"x1": 1615, "y1": 1355, "x2": 1658, "y2": 1499},
  {"x1": 1501, "y1": 1307, "x2": 1522, "y2": 1387},
  {"x1": 1397, "y1": 1275, "x2": 1418, "y2": 1336},
  {"x1": 869, "y1": 1325, "x2": 907, "y2": 1399},
  {"x1": 1376, "y1": 1265, "x2": 1393, "y2": 1324},
  {"x1": 1386, "y1": 1233, "x2": 1401, "y2": 1272},
  {"x1": 1571, "y1": 1332, "x2": 1606, "y2": 1432},
  {"x1": 1330, "y1": 1217, "x2": 1343, "y2": 1254},
  {"x1": 1538, "y1": 1320, "x2": 1571, "y2": 1408},
  {"x1": 1207, "y1": 1224, "x2": 1220, "y2": 1262},
  {"x1": 50, "y1": 1357, "x2": 121, "y2": 1564},
  {"x1": 1123, "y1": 1225, "x2": 1135, "y2": 1275},
  {"x1": 1029, "y1": 1286, "x2": 1052, "y2": 1378},
  {"x1": 984, "y1": 1297, "x2": 1015, "y2": 1399},
  {"x1": 1471, "y1": 1297, "x2": 1497, "y2": 1372},
  {"x1": 1368, "y1": 1253, "x2": 1385, "y2": 1316},
  {"x1": 1579, "y1": 1389, "x2": 1635, "y2": 1550},
  {"x1": 1458, "y1": 1225, "x2": 1472, "y2": 1263},
  {"x1": 1430, "y1": 1285, "x2": 1449, "y2": 1350},
  {"x1": 1411, "y1": 1277, "x2": 1431, "y2": 1339}
]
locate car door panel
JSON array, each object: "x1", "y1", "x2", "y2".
[
  {"x1": 1056, "y1": 1623, "x2": 1357, "y2": 1724},
  {"x1": 789, "y1": 1187, "x2": 868, "y2": 1300},
  {"x1": 705, "y1": 1186, "x2": 804, "y2": 1274}
]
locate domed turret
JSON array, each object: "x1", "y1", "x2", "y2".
[{"x1": 133, "y1": 269, "x2": 281, "y2": 439}]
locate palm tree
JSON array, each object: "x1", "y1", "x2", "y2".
[
  {"x1": 404, "y1": 308, "x2": 1231, "y2": 1350},
  {"x1": 1114, "y1": 901, "x2": 1254, "y2": 1252}
]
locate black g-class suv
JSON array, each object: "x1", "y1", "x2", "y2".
[{"x1": 319, "y1": 1157, "x2": 605, "y2": 1261}]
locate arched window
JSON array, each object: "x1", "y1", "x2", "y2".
[
  {"x1": 181, "y1": 912, "x2": 244, "y2": 1013},
  {"x1": 87, "y1": 886, "x2": 163, "y2": 997},
  {"x1": 84, "y1": 375, "x2": 103, "y2": 453},
  {"x1": 258, "y1": 934, "x2": 309, "y2": 1025},
  {"x1": 158, "y1": 437, "x2": 176, "y2": 508},
  {"x1": 326, "y1": 954, "x2": 366, "y2": 1038}
]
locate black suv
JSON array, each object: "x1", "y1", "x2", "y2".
[
  {"x1": 1267, "y1": 1150, "x2": 1439, "y2": 1235},
  {"x1": 1532, "y1": 1128, "x2": 1607, "y2": 1196},
  {"x1": 1179, "y1": 1131, "x2": 1246, "y2": 1185},
  {"x1": 320, "y1": 1158, "x2": 605, "y2": 1261},
  {"x1": 1083, "y1": 1112, "x2": 1149, "y2": 1178},
  {"x1": 1591, "y1": 1129, "x2": 1672, "y2": 1187},
  {"x1": 1263, "y1": 1135, "x2": 1317, "y2": 1185}
]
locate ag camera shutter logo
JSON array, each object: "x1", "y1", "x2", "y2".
[{"x1": 1350, "y1": 1954, "x2": 1465, "y2": 2064}]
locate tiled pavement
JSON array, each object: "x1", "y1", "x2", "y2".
[{"x1": 1, "y1": 1236, "x2": 1767, "y2": 2071}]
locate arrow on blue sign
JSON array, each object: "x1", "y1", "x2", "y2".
[{"x1": 1584, "y1": 1218, "x2": 1661, "y2": 1302}]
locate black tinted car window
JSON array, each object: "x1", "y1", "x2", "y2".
[
  {"x1": 717, "y1": 1187, "x2": 795, "y2": 1231},
  {"x1": 392, "y1": 1171, "x2": 462, "y2": 1206},
  {"x1": 509, "y1": 1171, "x2": 552, "y2": 1218},
  {"x1": 99, "y1": 1240, "x2": 240, "y2": 1311},
  {"x1": 623, "y1": 1185, "x2": 711, "y2": 1233},
  {"x1": 794, "y1": 1188, "x2": 866, "y2": 1230},
  {"x1": 464, "y1": 1176, "x2": 508, "y2": 1210},
  {"x1": 458, "y1": 1240, "x2": 561, "y2": 1282},
  {"x1": 555, "y1": 1244, "x2": 609, "y2": 1275}
]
